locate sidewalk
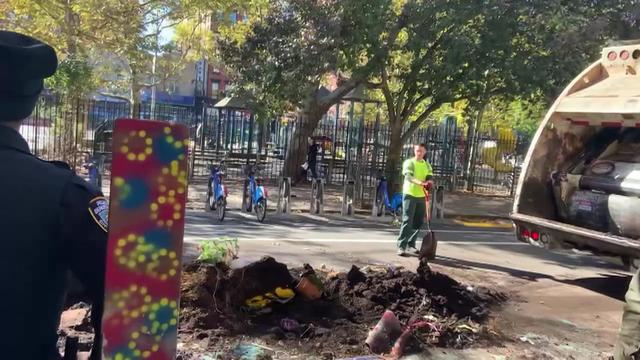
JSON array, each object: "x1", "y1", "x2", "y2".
[{"x1": 186, "y1": 178, "x2": 513, "y2": 220}]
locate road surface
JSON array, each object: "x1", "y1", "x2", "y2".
[{"x1": 183, "y1": 209, "x2": 629, "y2": 359}]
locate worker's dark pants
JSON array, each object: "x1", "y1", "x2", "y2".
[
  {"x1": 615, "y1": 267, "x2": 640, "y2": 359},
  {"x1": 397, "y1": 194, "x2": 425, "y2": 249}
]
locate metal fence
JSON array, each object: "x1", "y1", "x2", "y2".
[{"x1": 19, "y1": 94, "x2": 527, "y2": 197}]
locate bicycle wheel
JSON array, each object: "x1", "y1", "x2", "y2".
[
  {"x1": 216, "y1": 198, "x2": 226, "y2": 221},
  {"x1": 255, "y1": 198, "x2": 267, "y2": 222},
  {"x1": 375, "y1": 185, "x2": 384, "y2": 217}
]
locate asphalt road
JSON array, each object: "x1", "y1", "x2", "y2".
[{"x1": 183, "y1": 208, "x2": 631, "y2": 358}]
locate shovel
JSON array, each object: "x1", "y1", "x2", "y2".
[{"x1": 419, "y1": 185, "x2": 437, "y2": 260}]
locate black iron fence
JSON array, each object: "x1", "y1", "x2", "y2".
[{"x1": 19, "y1": 94, "x2": 527, "y2": 197}]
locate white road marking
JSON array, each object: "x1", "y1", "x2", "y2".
[{"x1": 185, "y1": 237, "x2": 523, "y2": 245}]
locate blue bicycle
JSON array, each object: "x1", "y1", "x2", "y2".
[
  {"x1": 243, "y1": 163, "x2": 268, "y2": 222},
  {"x1": 206, "y1": 161, "x2": 227, "y2": 221},
  {"x1": 375, "y1": 175, "x2": 403, "y2": 217}
]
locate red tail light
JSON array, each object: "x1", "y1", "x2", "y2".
[
  {"x1": 531, "y1": 231, "x2": 540, "y2": 241},
  {"x1": 521, "y1": 228, "x2": 530, "y2": 238},
  {"x1": 621, "y1": 50, "x2": 630, "y2": 60}
]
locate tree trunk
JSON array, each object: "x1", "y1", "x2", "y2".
[
  {"x1": 385, "y1": 122, "x2": 404, "y2": 193},
  {"x1": 283, "y1": 110, "x2": 323, "y2": 180},
  {"x1": 129, "y1": 70, "x2": 143, "y2": 117}
]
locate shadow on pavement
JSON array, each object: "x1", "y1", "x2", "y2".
[{"x1": 433, "y1": 255, "x2": 630, "y2": 301}]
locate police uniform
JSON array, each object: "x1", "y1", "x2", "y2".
[
  {"x1": 0, "y1": 31, "x2": 107, "y2": 360},
  {"x1": 615, "y1": 267, "x2": 640, "y2": 359}
]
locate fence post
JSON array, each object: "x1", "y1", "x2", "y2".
[
  {"x1": 430, "y1": 185, "x2": 445, "y2": 221},
  {"x1": 342, "y1": 180, "x2": 355, "y2": 216},
  {"x1": 277, "y1": 176, "x2": 292, "y2": 215}
]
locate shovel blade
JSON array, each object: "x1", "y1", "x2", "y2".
[{"x1": 419, "y1": 230, "x2": 437, "y2": 260}]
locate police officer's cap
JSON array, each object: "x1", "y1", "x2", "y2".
[{"x1": 0, "y1": 31, "x2": 58, "y2": 122}]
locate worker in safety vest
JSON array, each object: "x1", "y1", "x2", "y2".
[{"x1": 397, "y1": 143, "x2": 433, "y2": 256}]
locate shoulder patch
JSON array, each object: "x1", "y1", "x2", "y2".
[{"x1": 88, "y1": 196, "x2": 109, "y2": 232}]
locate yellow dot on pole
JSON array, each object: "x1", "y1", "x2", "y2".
[
  {"x1": 120, "y1": 145, "x2": 129, "y2": 154},
  {"x1": 162, "y1": 167, "x2": 169, "y2": 175},
  {"x1": 169, "y1": 252, "x2": 176, "y2": 259},
  {"x1": 173, "y1": 213, "x2": 181, "y2": 220},
  {"x1": 138, "y1": 255, "x2": 146, "y2": 262},
  {"x1": 144, "y1": 295, "x2": 152, "y2": 303},
  {"x1": 146, "y1": 138, "x2": 153, "y2": 145},
  {"x1": 170, "y1": 318, "x2": 177, "y2": 326},
  {"x1": 170, "y1": 300, "x2": 177, "y2": 307},
  {"x1": 150, "y1": 203, "x2": 159, "y2": 211},
  {"x1": 127, "y1": 261, "x2": 136, "y2": 268},
  {"x1": 131, "y1": 310, "x2": 139, "y2": 318},
  {"x1": 160, "y1": 274, "x2": 168, "y2": 280},
  {"x1": 132, "y1": 332, "x2": 140, "y2": 339},
  {"x1": 152, "y1": 345, "x2": 159, "y2": 352},
  {"x1": 137, "y1": 153, "x2": 146, "y2": 161},
  {"x1": 114, "y1": 177, "x2": 125, "y2": 186},
  {"x1": 141, "y1": 305, "x2": 149, "y2": 312},
  {"x1": 140, "y1": 287, "x2": 147, "y2": 294},
  {"x1": 134, "y1": 350, "x2": 141, "y2": 357},
  {"x1": 130, "y1": 284, "x2": 137, "y2": 291},
  {"x1": 128, "y1": 341, "x2": 136, "y2": 349},
  {"x1": 117, "y1": 238, "x2": 126, "y2": 247},
  {"x1": 172, "y1": 260, "x2": 180, "y2": 267},
  {"x1": 158, "y1": 196, "x2": 166, "y2": 204},
  {"x1": 145, "y1": 147, "x2": 153, "y2": 155},
  {"x1": 115, "y1": 354, "x2": 124, "y2": 360},
  {"x1": 166, "y1": 135, "x2": 174, "y2": 143},
  {"x1": 169, "y1": 269, "x2": 177, "y2": 276},
  {"x1": 138, "y1": 130, "x2": 146, "y2": 137},
  {"x1": 159, "y1": 249, "x2": 167, "y2": 256},
  {"x1": 128, "y1": 234, "x2": 136, "y2": 241},
  {"x1": 164, "y1": 127, "x2": 171, "y2": 134},
  {"x1": 127, "y1": 153, "x2": 136, "y2": 161},
  {"x1": 118, "y1": 258, "x2": 127, "y2": 265},
  {"x1": 178, "y1": 154, "x2": 185, "y2": 160},
  {"x1": 170, "y1": 160, "x2": 178, "y2": 176},
  {"x1": 117, "y1": 301, "x2": 125, "y2": 308},
  {"x1": 114, "y1": 248, "x2": 123, "y2": 256},
  {"x1": 174, "y1": 141, "x2": 182, "y2": 148},
  {"x1": 160, "y1": 298, "x2": 168, "y2": 305},
  {"x1": 178, "y1": 187, "x2": 185, "y2": 194},
  {"x1": 149, "y1": 313, "x2": 156, "y2": 320},
  {"x1": 166, "y1": 220, "x2": 174, "y2": 227},
  {"x1": 142, "y1": 351, "x2": 151, "y2": 358}
]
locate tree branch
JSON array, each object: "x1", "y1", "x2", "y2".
[
  {"x1": 381, "y1": 68, "x2": 397, "y2": 124},
  {"x1": 400, "y1": 95, "x2": 465, "y2": 142}
]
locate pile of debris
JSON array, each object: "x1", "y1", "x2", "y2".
[{"x1": 179, "y1": 257, "x2": 506, "y2": 358}]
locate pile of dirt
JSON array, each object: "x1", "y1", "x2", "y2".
[{"x1": 179, "y1": 257, "x2": 507, "y2": 358}]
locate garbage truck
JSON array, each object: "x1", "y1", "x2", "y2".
[{"x1": 511, "y1": 41, "x2": 640, "y2": 271}]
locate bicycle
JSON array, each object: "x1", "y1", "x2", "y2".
[
  {"x1": 374, "y1": 175, "x2": 403, "y2": 218},
  {"x1": 242, "y1": 163, "x2": 268, "y2": 222},
  {"x1": 206, "y1": 161, "x2": 227, "y2": 221}
]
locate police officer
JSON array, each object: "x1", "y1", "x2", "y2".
[
  {"x1": 615, "y1": 267, "x2": 640, "y2": 359},
  {"x1": 0, "y1": 31, "x2": 107, "y2": 360}
]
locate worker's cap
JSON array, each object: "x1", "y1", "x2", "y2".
[{"x1": 0, "y1": 31, "x2": 58, "y2": 122}]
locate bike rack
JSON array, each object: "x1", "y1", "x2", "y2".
[
  {"x1": 277, "y1": 176, "x2": 292, "y2": 214},
  {"x1": 310, "y1": 178, "x2": 324, "y2": 215},
  {"x1": 430, "y1": 185, "x2": 446, "y2": 221},
  {"x1": 341, "y1": 180, "x2": 355, "y2": 216}
]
